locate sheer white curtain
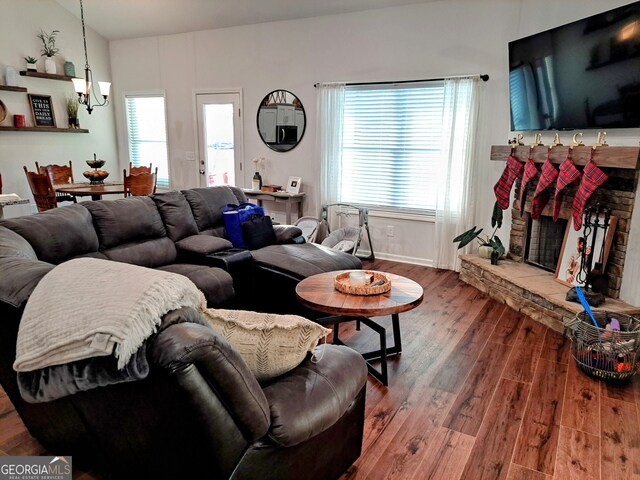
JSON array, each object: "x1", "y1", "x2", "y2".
[
  {"x1": 317, "y1": 83, "x2": 345, "y2": 205},
  {"x1": 434, "y1": 76, "x2": 481, "y2": 271}
]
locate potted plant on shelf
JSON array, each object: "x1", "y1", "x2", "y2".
[
  {"x1": 37, "y1": 29, "x2": 60, "y2": 74},
  {"x1": 66, "y1": 95, "x2": 79, "y2": 128},
  {"x1": 24, "y1": 56, "x2": 38, "y2": 71},
  {"x1": 453, "y1": 202, "x2": 506, "y2": 265}
]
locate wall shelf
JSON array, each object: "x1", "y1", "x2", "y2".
[
  {"x1": 0, "y1": 126, "x2": 89, "y2": 134},
  {"x1": 0, "y1": 85, "x2": 27, "y2": 93},
  {"x1": 19, "y1": 71, "x2": 73, "y2": 82},
  {"x1": 490, "y1": 145, "x2": 640, "y2": 169},
  {"x1": 2, "y1": 72, "x2": 87, "y2": 135}
]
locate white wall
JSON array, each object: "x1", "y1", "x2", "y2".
[{"x1": 0, "y1": 0, "x2": 117, "y2": 216}]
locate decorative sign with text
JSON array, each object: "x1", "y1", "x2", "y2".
[{"x1": 28, "y1": 94, "x2": 56, "y2": 128}]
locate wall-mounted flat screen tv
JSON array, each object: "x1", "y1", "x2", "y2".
[{"x1": 509, "y1": 2, "x2": 640, "y2": 131}]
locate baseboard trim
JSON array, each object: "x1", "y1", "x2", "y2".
[{"x1": 357, "y1": 250, "x2": 434, "y2": 268}]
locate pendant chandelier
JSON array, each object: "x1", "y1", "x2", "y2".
[{"x1": 71, "y1": 0, "x2": 110, "y2": 114}]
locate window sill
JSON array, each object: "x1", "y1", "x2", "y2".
[{"x1": 368, "y1": 209, "x2": 435, "y2": 223}]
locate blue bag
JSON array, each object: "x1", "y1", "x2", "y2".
[{"x1": 223, "y1": 203, "x2": 264, "y2": 248}]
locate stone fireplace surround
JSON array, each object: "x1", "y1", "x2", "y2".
[{"x1": 460, "y1": 145, "x2": 640, "y2": 331}]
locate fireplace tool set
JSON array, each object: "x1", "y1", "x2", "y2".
[{"x1": 573, "y1": 204, "x2": 612, "y2": 299}]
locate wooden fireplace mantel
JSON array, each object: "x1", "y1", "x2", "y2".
[{"x1": 490, "y1": 145, "x2": 640, "y2": 169}]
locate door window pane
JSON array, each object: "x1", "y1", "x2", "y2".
[{"x1": 204, "y1": 103, "x2": 235, "y2": 186}]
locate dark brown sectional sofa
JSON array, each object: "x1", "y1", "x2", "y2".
[{"x1": 0, "y1": 186, "x2": 366, "y2": 479}]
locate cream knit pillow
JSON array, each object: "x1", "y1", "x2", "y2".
[{"x1": 201, "y1": 308, "x2": 331, "y2": 381}]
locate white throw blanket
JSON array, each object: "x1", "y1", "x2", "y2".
[{"x1": 14, "y1": 258, "x2": 203, "y2": 371}]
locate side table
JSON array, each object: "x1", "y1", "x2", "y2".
[{"x1": 242, "y1": 189, "x2": 305, "y2": 224}]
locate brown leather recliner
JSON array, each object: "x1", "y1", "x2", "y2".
[{"x1": 0, "y1": 298, "x2": 366, "y2": 479}]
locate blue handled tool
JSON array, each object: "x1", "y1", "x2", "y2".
[{"x1": 576, "y1": 286, "x2": 603, "y2": 344}]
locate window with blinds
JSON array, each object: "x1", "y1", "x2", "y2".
[
  {"x1": 125, "y1": 95, "x2": 169, "y2": 187},
  {"x1": 340, "y1": 82, "x2": 446, "y2": 214}
]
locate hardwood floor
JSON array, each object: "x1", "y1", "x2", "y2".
[
  {"x1": 1, "y1": 259, "x2": 638, "y2": 479},
  {"x1": 341, "y1": 260, "x2": 640, "y2": 480}
]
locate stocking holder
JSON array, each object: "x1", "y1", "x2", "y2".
[{"x1": 509, "y1": 134, "x2": 524, "y2": 146}]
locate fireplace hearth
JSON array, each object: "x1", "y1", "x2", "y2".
[{"x1": 459, "y1": 254, "x2": 640, "y2": 331}]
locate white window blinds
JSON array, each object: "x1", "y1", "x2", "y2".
[
  {"x1": 340, "y1": 82, "x2": 446, "y2": 214},
  {"x1": 125, "y1": 95, "x2": 169, "y2": 187}
]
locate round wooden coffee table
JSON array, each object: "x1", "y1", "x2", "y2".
[{"x1": 296, "y1": 270, "x2": 423, "y2": 385}]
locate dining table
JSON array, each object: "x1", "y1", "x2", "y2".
[{"x1": 55, "y1": 182, "x2": 125, "y2": 201}]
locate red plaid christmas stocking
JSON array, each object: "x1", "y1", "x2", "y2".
[
  {"x1": 553, "y1": 156, "x2": 581, "y2": 222},
  {"x1": 518, "y1": 158, "x2": 538, "y2": 216},
  {"x1": 572, "y1": 161, "x2": 608, "y2": 230},
  {"x1": 494, "y1": 155, "x2": 524, "y2": 210},
  {"x1": 530, "y1": 159, "x2": 558, "y2": 220}
]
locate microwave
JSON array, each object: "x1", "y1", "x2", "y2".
[{"x1": 276, "y1": 125, "x2": 297, "y2": 145}]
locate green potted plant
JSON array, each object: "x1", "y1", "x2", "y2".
[
  {"x1": 24, "y1": 56, "x2": 38, "y2": 71},
  {"x1": 37, "y1": 29, "x2": 60, "y2": 74},
  {"x1": 453, "y1": 202, "x2": 506, "y2": 265},
  {"x1": 66, "y1": 95, "x2": 79, "y2": 128}
]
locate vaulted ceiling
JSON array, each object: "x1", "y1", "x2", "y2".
[{"x1": 54, "y1": 0, "x2": 442, "y2": 40}]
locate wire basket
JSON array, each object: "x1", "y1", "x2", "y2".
[{"x1": 565, "y1": 311, "x2": 640, "y2": 381}]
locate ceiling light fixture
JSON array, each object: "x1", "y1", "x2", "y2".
[{"x1": 72, "y1": 0, "x2": 110, "y2": 114}]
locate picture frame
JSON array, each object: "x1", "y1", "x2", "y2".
[
  {"x1": 286, "y1": 176, "x2": 302, "y2": 194},
  {"x1": 28, "y1": 94, "x2": 56, "y2": 127},
  {"x1": 554, "y1": 214, "x2": 617, "y2": 287}
]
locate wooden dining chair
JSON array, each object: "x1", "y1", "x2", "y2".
[
  {"x1": 129, "y1": 162, "x2": 153, "y2": 174},
  {"x1": 23, "y1": 166, "x2": 58, "y2": 212},
  {"x1": 35, "y1": 161, "x2": 77, "y2": 203},
  {"x1": 123, "y1": 167, "x2": 158, "y2": 197}
]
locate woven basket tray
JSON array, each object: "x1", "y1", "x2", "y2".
[{"x1": 334, "y1": 271, "x2": 391, "y2": 296}]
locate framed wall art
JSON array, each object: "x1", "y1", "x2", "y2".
[{"x1": 28, "y1": 94, "x2": 56, "y2": 127}]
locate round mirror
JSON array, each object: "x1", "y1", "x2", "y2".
[{"x1": 257, "y1": 90, "x2": 306, "y2": 152}]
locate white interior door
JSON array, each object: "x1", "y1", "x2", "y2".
[{"x1": 195, "y1": 92, "x2": 244, "y2": 187}]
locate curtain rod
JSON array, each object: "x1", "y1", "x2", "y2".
[{"x1": 313, "y1": 74, "x2": 489, "y2": 88}]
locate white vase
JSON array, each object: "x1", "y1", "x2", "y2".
[
  {"x1": 27, "y1": 63, "x2": 37, "y2": 71},
  {"x1": 478, "y1": 245, "x2": 493, "y2": 259},
  {"x1": 44, "y1": 57, "x2": 56, "y2": 74},
  {"x1": 4, "y1": 66, "x2": 19, "y2": 86}
]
